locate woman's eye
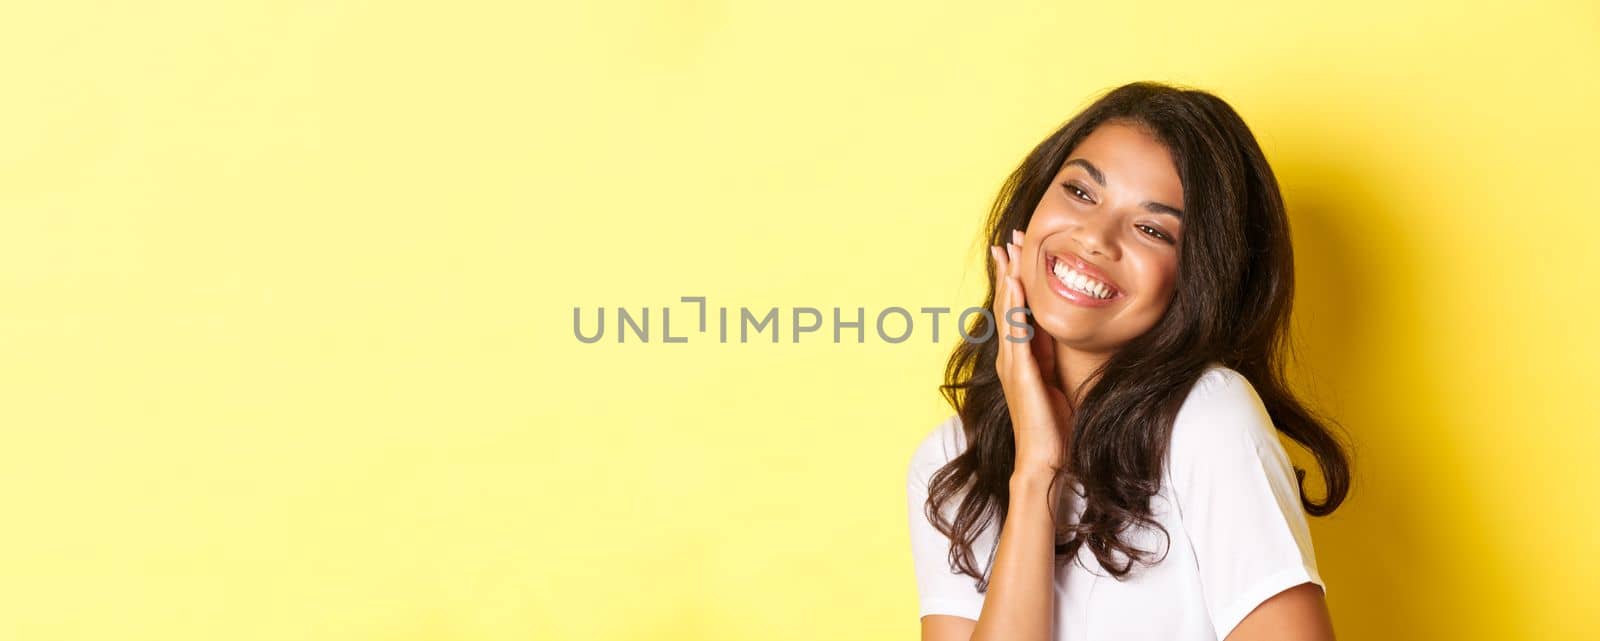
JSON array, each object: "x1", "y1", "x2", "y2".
[
  {"x1": 1063, "y1": 183, "x2": 1091, "y2": 202},
  {"x1": 1137, "y1": 224, "x2": 1174, "y2": 243}
]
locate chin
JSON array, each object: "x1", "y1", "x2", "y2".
[
  {"x1": 1031, "y1": 313, "x2": 1090, "y2": 344},
  {"x1": 1032, "y1": 311, "x2": 1138, "y2": 353}
]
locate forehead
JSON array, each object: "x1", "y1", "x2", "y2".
[{"x1": 1059, "y1": 122, "x2": 1184, "y2": 208}]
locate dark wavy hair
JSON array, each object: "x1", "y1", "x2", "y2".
[{"x1": 923, "y1": 81, "x2": 1352, "y2": 589}]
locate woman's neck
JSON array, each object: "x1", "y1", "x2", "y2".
[{"x1": 1052, "y1": 344, "x2": 1111, "y2": 409}]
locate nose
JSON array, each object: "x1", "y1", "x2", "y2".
[{"x1": 1072, "y1": 212, "x2": 1119, "y2": 260}]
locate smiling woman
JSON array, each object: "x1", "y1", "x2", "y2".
[
  {"x1": 1027, "y1": 125, "x2": 1186, "y2": 333},
  {"x1": 906, "y1": 81, "x2": 1351, "y2": 641}
]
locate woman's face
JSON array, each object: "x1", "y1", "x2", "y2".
[{"x1": 1019, "y1": 121, "x2": 1185, "y2": 353}]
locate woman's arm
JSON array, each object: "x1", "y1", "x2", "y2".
[
  {"x1": 922, "y1": 233, "x2": 1070, "y2": 641},
  {"x1": 1225, "y1": 583, "x2": 1336, "y2": 641},
  {"x1": 920, "y1": 466, "x2": 1062, "y2": 641},
  {"x1": 971, "y1": 467, "x2": 1063, "y2": 641}
]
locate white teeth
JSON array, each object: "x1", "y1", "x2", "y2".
[{"x1": 1052, "y1": 260, "x2": 1113, "y2": 299}]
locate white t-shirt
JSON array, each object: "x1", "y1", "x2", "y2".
[{"x1": 905, "y1": 363, "x2": 1325, "y2": 641}]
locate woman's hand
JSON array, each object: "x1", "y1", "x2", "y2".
[{"x1": 991, "y1": 229, "x2": 1074, "y2": 477}]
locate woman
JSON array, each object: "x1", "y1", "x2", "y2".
[{"x1": 906, "y1": 81, "x2": 1352, "y2": 641}]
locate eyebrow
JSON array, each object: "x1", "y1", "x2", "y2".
[{"x1": 1063, "y1": 158, "x2": 1185, "y2": 219}]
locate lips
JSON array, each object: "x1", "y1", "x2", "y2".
[{"x1": 1046, "y1": 251, "x2": 1123, "y2": 297}]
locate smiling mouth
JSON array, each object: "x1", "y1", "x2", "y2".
[{"x1": 1045, "y1": 254, "x2": 1123, "y2": 304}]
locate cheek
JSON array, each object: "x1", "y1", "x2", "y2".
[
  {"x1": 1134, "y1": 252, "x2": 1181, "y2": 301},
  {"x1": 1028, "y1": 196, "x2": 1081, "y2": 227},
  {"x1": 1022, "y1": 208, "x2": 1070, "y2": 263}
]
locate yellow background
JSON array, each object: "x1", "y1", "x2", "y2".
[{"x1": 2, "y1": 1, "x2": 1596, "y2": 639}]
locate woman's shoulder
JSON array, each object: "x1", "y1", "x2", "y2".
[
  {"x1": 1168, "y1": 362, "x2": 1279, "y2": 461},
  {"x1": 907, "y1": 414, "x2": 966, "y2": 482}
]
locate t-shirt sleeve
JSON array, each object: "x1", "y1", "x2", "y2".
[
  {"x1": 905, "y1": 416, "x2": 988, "y2": 621},
  {"x1": 1166, "y1": 368, "x2": 1325, "y2": 641}
]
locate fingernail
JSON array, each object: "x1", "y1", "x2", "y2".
[
  {"x1": 990, "y1": 245, "x2": 1001, "y2": 261},
  {"x1": 1011, "y1": 229, "x2": 1023, "y2": 244}
]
